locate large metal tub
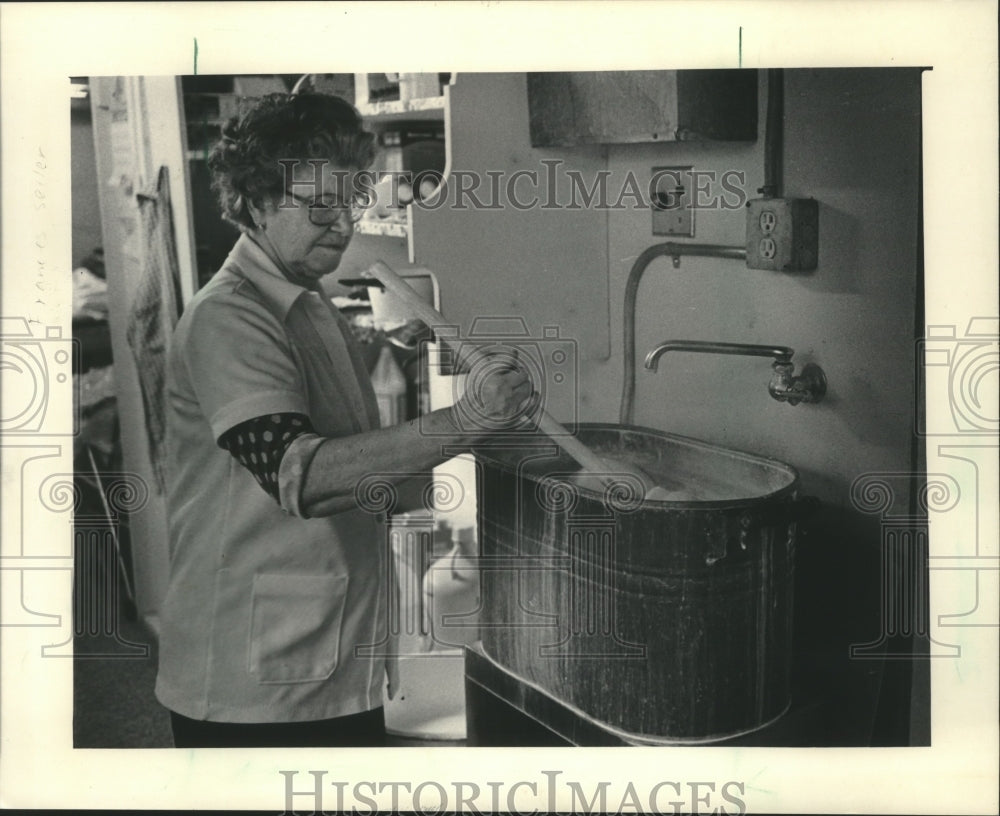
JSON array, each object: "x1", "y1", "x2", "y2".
[{"x1": 476, "y1": 422, "x2": 811, "y2": 743}]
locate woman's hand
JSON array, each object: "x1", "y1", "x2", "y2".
[{"x1": 455, "y1": 347, "x2": 537, "y2": 433}]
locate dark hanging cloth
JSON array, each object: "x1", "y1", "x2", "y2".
[{"x1": 127, "y1": 165, "x2": 182, "y2": 493}]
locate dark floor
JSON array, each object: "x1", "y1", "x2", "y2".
[
  {"x1": 73, "y1": 450, "x2": 175, "y2": 748},
  {"x1": 73, "y1": 615, "x2": 172, "y2": 748},
  {"x1": 72, "y1": 603, "x2": 465, "y2": 748}
]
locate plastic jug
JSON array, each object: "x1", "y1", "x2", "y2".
[
  {"x1": 422, "y1": 526, "x2": 480, "y2": 651},
  {"x1": 372, "y1": 344, "x2": 406, "y2": 427}
]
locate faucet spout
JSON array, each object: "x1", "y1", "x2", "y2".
[
  {"x1": 644, "y1": 340, "x2": 794, "y2": 372},
  {"x1": 643, "y1": 339, "x2": 826, "y2": 406}
]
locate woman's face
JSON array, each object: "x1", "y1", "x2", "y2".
[{"x1": 256, "y1": 162, "x2": 358, "y2": 283}]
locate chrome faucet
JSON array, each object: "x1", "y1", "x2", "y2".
[{"x1": 644, "y1": 340, "x2": 827, "y2": 406}]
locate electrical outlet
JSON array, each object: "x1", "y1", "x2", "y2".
[
  {"x1": 651, "y1": 166, "x2": 694, "y2": 237},
  {"x1": 745, "y1": 197, "x2": 819, "y2": 271}
]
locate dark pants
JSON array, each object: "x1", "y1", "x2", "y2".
[{"x1": 169, "y1": 707, "x2": 386, "y2": 748}]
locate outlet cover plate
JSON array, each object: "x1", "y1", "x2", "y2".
[
  {"x1": 651, "y1": 166, "x2": 694, "y2": 237},
  {"x1": 745, "y1": 197, "x2": 819, "y2": 271}
]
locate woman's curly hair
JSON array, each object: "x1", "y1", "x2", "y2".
[{"x1": 208, "y1": 93, "x2": 376, "y2": 231}]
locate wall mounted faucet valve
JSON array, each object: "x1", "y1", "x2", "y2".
[{"x1": 768, "y1": 361, "x2": 827, "y2": 405}]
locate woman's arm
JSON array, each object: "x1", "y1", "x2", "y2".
[
  {"x1": 297, "y1": 364, "x2": 533, "y2": 517},
  {"x1": 296, "y1": 407, "x2": 464, "y2": 517}
]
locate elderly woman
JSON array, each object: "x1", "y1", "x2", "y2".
[{"x1": 154, "y1": 93, "x2": 532, "y2": 747}]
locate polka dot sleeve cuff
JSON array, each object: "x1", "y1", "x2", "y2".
[{"x1": 217, "y1": 413, "x2": 316, "y2": 503}]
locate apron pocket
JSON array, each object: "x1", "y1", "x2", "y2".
[{"x1": 248, "y1": 572, "x2": 349, "y2": 684}]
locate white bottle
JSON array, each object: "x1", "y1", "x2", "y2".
[
  {"x1": 372, "y1": 344, "x2": 407, "y2": 427},
  {"x1": 422, "y1": 526, "x2": 480, "y2": 651}
]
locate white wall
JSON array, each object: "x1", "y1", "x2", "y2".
[
  {"x1": 579, "y1": 68, "x2": 925, "y2": 743},
  {"x1": 584, "y1": 69, "x2": 922, "y2": 504}
]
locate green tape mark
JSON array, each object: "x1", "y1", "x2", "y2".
[
  {"x1": 193, "y1": 37, "x2": 198, "y2": 75},
  {"x1": 739, "y1": 27, "x2": 743, "y2": 69}
]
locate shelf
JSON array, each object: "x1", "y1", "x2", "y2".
[
  {"x1": 358, "y1": 96, "x2": 446, "y2": 123},
  {"x1": 355, "y1": 217, "x2": 408, "y2": 238}
]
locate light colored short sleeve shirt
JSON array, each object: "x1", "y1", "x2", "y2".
[{"x1": 154, "y1": 235, "x2": 389, "y2": 723}]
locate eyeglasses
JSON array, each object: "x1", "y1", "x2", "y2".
[{"x1": 283, "y1": 190, "x2": 371, "y2": 225}]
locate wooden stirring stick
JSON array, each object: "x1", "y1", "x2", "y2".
[{"x1": 364, "y1": 261, "x2": 673, "y2": 501}]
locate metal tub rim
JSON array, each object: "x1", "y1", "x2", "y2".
[{"x1": 473, "y1": 421, "x2": 801, "y2": 510}]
